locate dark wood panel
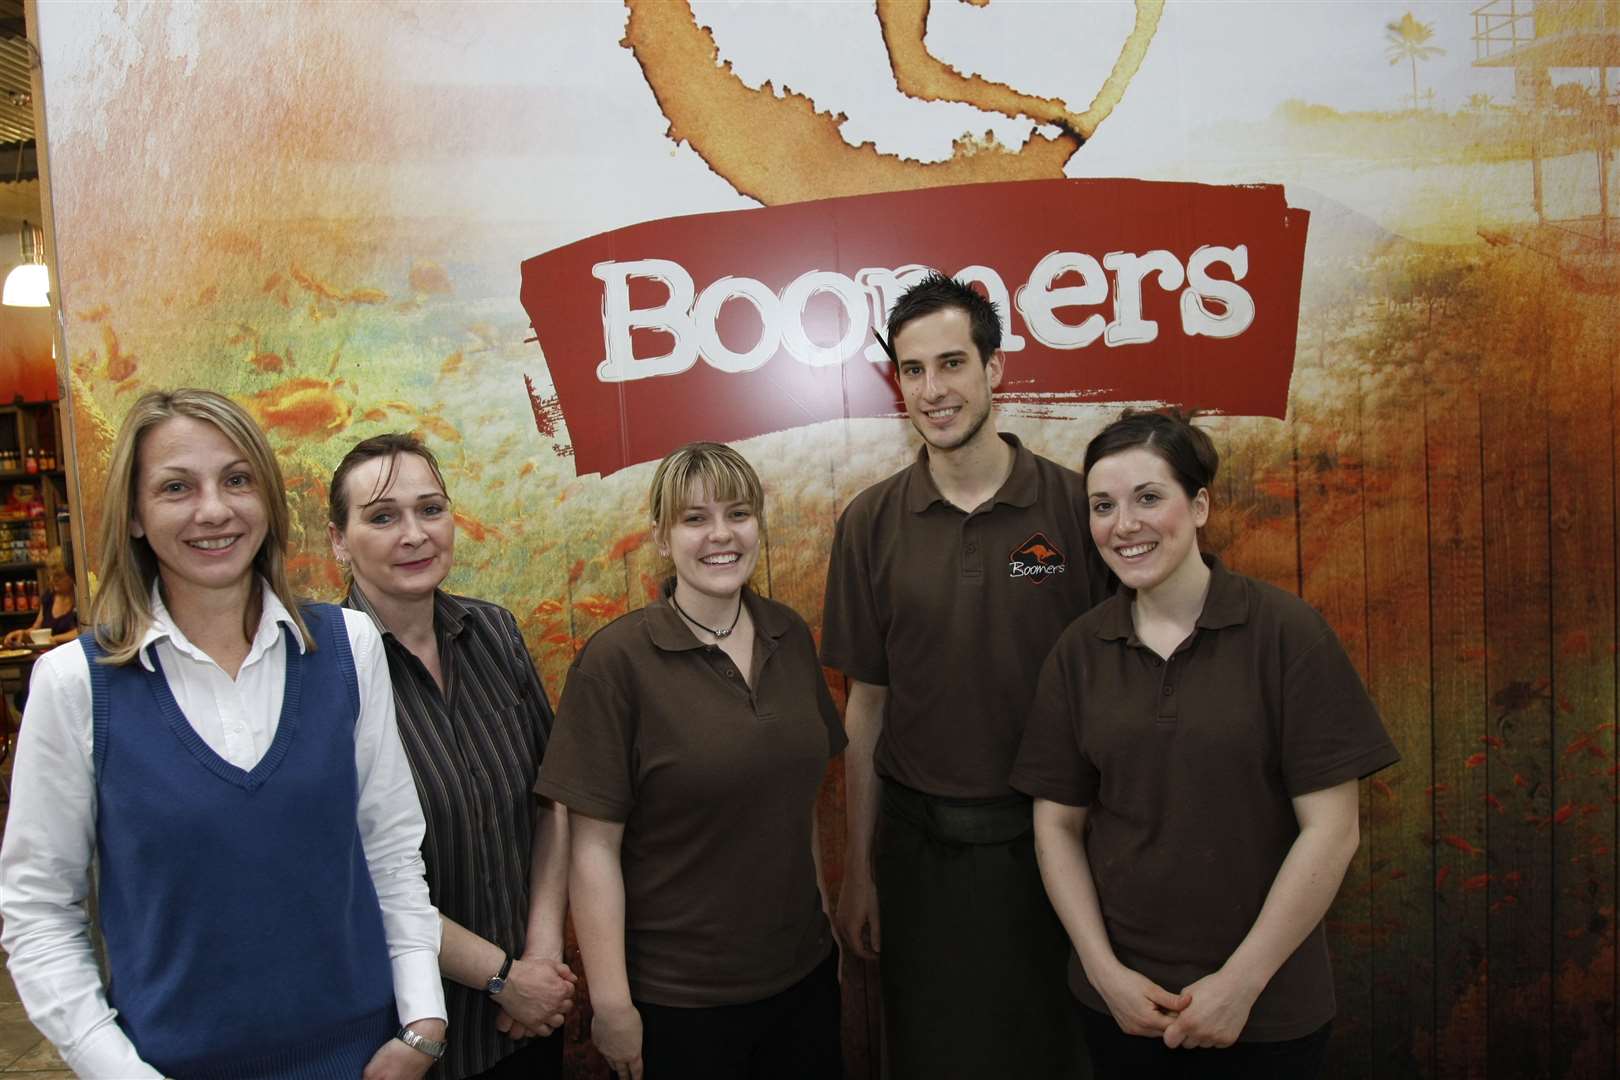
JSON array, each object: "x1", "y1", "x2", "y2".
[
  {"x1": 1292, "y1": 360, "x2": 1373, "y2": 1078},
  {"x1": 1361, "y1": 352, "x2": 1435, "y2": 1076},
  {"x1": 1545, "y1": 290, "x2": 1618, "y2": 1080},
  {"x1": 1425, "y1": 342, "x2": 1490, "y2": 1078},
  {"x1": 1204, "y1": 414, "x2": 1300, "y2": 595},
  {"x1": 1479, "y1": 259, "x2": 1555, "y2": 1078}
]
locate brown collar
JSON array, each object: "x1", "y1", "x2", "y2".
[
  {"x1": 644, "y1": 580, "x2": 790, "y2": 652},
  {"x1": 904, "y1": 433, "x2": 1040, "y2": 513},
  {"x1": 1094, "y1": 553, "x2": 1251, "y2": 644}
]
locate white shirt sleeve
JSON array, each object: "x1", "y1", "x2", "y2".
[
  {"x1": 0, "y1": 608, "x2": 446, "y2": 1074},
  {"x1": 0, "y1": 645, "x2": 163, "y2": 1078},
  {"x1": 342, "y1": 608, "x2": 447, "y2": 1026}
]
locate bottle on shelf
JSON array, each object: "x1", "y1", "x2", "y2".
[
  {"x1": 24, "y1": 448, "x2": 38, "y2": 475},
  {"x1": 3, "y1": 582, "x2": 13, "y2": 613}
]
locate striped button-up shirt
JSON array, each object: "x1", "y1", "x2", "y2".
[{"x1": 347, "y1": 586, "x2": 554, "y2": 1080}]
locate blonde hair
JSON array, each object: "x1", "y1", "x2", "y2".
[
  {"x1": 647, "y1": 442, "x2": 765, "y2": 546},
  {"x1": 43, "y1": 546, "x2": 71, "y2": 580},
  {"x1": 88, "y1": 388, "x2": 311, "y2": 665}
]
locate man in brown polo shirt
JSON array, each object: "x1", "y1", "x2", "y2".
[{"x1": 822, "y1": 273, "x2": 1111, "y2": 1078}]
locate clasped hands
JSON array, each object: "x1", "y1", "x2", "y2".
[
  {"x1": 1097, "y1": 962, "x2": 1261, "y2": 1050},
  {"x1": 492, "y1": 954, "x2": 579, "y2": 1040}
]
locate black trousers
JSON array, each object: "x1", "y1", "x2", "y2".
[
  {"x1": 1079, "y1": 1005, "x2": 1332, "y2": 1080},
  {"x1": 876, "y1": 781, "x2": 1087, "y2": 1080},
  {"x1": 636, "y1": 950, "x2": 842, "y2": 1079},
  {"x1": 463, "y1": 1031, "x2": 564, "y2": 1080}
]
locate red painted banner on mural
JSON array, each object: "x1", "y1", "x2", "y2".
[{"x1": 519, "y1": 178, "x2": 1308, "y2": 477}]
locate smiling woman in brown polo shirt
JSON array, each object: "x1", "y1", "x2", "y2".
[
  {"x1": 537, "y1": 442, "x2": 845, "y2": 1080},
  {"x1": 1012, "y1": 411, "x2": 1399, "y2": 1080}
]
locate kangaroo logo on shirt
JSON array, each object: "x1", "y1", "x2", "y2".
[{"x1": 1009, "y1": 532, "x2": 1067, "y2": 583}]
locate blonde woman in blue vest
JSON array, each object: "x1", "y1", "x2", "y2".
[{"x1": 0, "y1": 389, "x2": 448, "y2": 1079}]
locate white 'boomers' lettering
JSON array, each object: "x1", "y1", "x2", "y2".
[{"x1": 592, "y1": 249, "x2": 1256, "y2": 384}]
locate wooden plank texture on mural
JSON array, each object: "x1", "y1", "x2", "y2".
[
  {"x1": 1361, "y1": 347, "x2": 1434, "y2": 1077},
  {"x1": 1293, "y1": 356, "x2": 1373, "y2": 1077},
  {"x1": 1479, "y1": 258, "x2": 1554, "y2": 1078},
  {"x1": 1425, "y1": 335, "x2": 1490, "y2": 1078},
  {"x1": 1204, "y1": 414, "x2": 1300, "y2": 596},
  {"x1": 1545, "y1": 287, "x2": 1618, "y2": 1080}
]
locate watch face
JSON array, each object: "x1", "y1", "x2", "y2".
[{"x1": 486, "y1": 976, "x2": 506, "y2": 994}]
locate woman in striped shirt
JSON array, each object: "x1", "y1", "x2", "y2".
[{"x1": 330, "y1": 432, "x2": 575, "y2": 1080}]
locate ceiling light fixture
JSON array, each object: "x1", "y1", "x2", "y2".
[{"x1": 2, "y1": 221, "x2": 49, "y2": 308}]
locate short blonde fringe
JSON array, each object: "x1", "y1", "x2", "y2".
[{"x1": 647, "y1": 442, "x2": 765, "y2": 546}]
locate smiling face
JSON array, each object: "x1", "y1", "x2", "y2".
[
  {"x1": 329, "y1": 452, "x2": 454, "y2": 607},
  {"x1": 130, "y1": 416, "x2": 271, "y2": 609},
  {"x1": 892, "y1": 306, "x2": 1003, "y2": 455},
  {"x1": 1086, "y1": 447, "x2": 1209, "y2": 594},
  {"x1": 659, "y1": 483, "x2": 761, "y2": 604}
]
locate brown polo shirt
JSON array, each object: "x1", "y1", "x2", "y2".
[
  {"x1": 821, "y1": 434, "x2": 1111, "y2": 797},
  {"x1": 1010, "y1": 555, "x2": 1399, "y2": 1041},
  {"x1": 535, "y1": 584, "x2": 845, "y2": 1008}
]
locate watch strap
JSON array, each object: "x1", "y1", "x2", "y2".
[
  {"x1": 396, "y1": 1026, "x2": 447, "y2": 1061},
  {"x1": 485, "y1": 951, "x2": 514, "y2": 994}
]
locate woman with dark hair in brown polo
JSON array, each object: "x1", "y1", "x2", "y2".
[
  {"x1": 329, "y1": 433, "x2": 575, "y2": 1080},
  {"x1": 537, "y1": 442, "x2": 845, "y2": 1080},
  {"x1": 1011, "y1": 411, "x2": 1399, "y2": 1079}
]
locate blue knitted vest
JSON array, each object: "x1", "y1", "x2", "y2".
[{"x1": 87, "y1": 603, "x2": 396, "y2": 1079}]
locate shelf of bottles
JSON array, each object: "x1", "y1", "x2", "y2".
[{"x1": 0, "y1": 401, "x2": 69, "y2": 623}]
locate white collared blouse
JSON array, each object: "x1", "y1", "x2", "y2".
[{"x1": 0, "y1": 581, "x2": 445, "y2": 1078}]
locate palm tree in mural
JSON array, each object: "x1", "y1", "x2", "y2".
[{"x1": 1385, "y1": 12, "x2": 1445, "y2": 111}]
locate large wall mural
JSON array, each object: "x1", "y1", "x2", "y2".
[{"x1": 32, "y1": 2, "x2": 1620, "y2": 1076}]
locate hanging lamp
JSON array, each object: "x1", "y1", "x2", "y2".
[{"x1": 2, "y1": 221, "x2": 49, "y2": 308}]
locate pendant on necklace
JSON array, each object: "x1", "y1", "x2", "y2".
[{"x1": 669, "y1": 590, "x2": 744, "y2": 640}]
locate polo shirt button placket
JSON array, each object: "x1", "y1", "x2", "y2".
[
  {"x1": 1157, "y1": 662, "x2": 1179, "y2": 722},
  {"x1": 961, "y1": 521, "x2": 983, "y2": 579}
]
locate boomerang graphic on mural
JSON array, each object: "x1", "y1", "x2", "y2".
[{"x1": 519, "y1": 0, "x2": 1308, "y2": 476}]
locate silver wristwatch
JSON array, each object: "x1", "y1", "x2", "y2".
[{"x1": 396, "y1": 1026, "x2": 448, "y2": 1061}]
